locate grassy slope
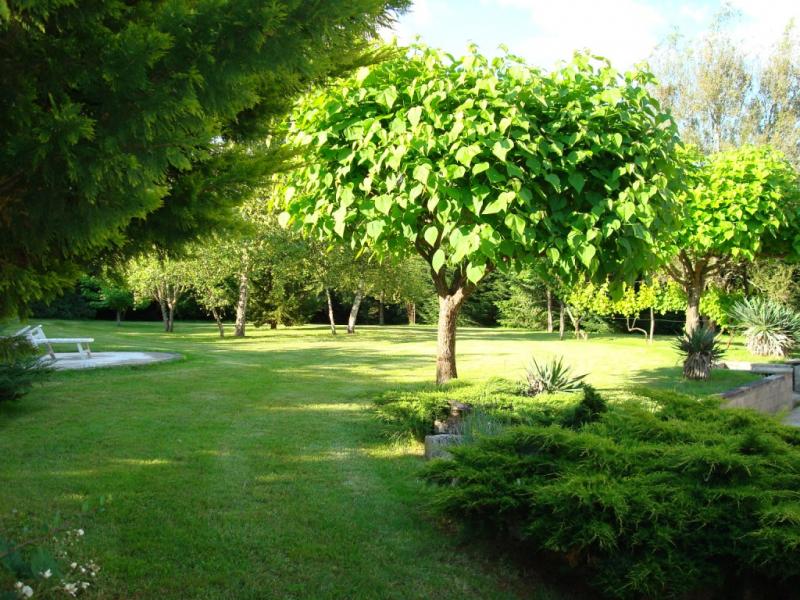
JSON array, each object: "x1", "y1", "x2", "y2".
[{"x1": 0, "y1": 321, "x2": 761, "y2": 599}]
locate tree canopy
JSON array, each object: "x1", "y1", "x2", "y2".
[
  {"x1": 282, "y1": 45, "x2": 681, "y2": 382},
  {"x1": 0, "y1": 0, "x2": 409, "y2": 319}
]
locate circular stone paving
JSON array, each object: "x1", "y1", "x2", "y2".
[{"x1": 47, "y1": 351, "x2": 182, "y2": 371}]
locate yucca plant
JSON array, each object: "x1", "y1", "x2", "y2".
[
  {"x1": 523, "y1": 356, "x2": 587, "y2": 396},
  {"x1": 730, "y1": 297, "x2": 800, "y2": 357},
  {"x1": 674, "y1": 327, "x2": 725, "y2": 380}
]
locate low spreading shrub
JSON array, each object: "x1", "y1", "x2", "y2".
[
  {"x1": 423, "y1": 389, "x2": 800, "y2": 599},
  {"x1": 730, "y1": 296, "x2": 800, "y2": 356}
]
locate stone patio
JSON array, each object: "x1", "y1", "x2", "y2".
[{"x1": 45, "y1": 351, "x2": 182, "y2": 370}]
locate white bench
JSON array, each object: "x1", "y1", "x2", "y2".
[{"x1": 18, "y1": 325, "x2": 94, "y2": 360}]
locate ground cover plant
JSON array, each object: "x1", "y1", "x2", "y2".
[
  {"x1": 424, "y1": 388, "x2": 800, "y2": 599},
  {"x1": 0, "y1": 321, "x2": 762, "y2": 598}
]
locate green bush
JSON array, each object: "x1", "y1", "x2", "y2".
[
  {"x1": 523, "y1": 356, "x2": 586, "y2": 395},
  {"x1": 730, "y1": 296, "x2": 800, "y2": 357},
  {"x1": 0, "y1": 335, "x2": 51, "y2": 403},
  {"x1": 673, "y1": 326, "x2": 725, "y2": 380},
  {"x1": 424, "y1": 389, "x2": 800, "y2": 599}
]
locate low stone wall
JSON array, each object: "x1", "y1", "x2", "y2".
[{"x1": 720, "y1": 372, "x2": 794, "y2": 415}]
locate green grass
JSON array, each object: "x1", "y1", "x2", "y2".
[{"x1": 0, "y1": 321, "x2": 764, "y2": 598}]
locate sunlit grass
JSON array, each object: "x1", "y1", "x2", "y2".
[{"x1": 0, "y1": 320, "x2": 763, "y2": 599}]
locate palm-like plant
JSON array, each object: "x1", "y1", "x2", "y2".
[
  {"x1": 674, "y1": 327, "x2": 725, "y2": 380},
  {"x1": 523, "y1": 356, "x2": 587, "y2": 396},
  {"x1": 730, "y1": 297, "x2": 800, "y2": 357}
]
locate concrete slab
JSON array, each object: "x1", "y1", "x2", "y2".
[{"x1": 44, "y1": 351, "x2": 181, "y2": 371}]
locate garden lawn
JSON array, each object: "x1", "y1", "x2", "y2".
[{"x1": 0, "y1": 321, "x2": 762, "y2": 599}]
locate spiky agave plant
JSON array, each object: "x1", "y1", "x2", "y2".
[
  {"x1": 730, "y1": 297, "x2": 800, "y2": 357},
  {"x1": 523, "y1": 356, "x2": 587, "y2": 396},
  {"x1": 674, "y1": 327, "x2": 725, "y2": 380}
]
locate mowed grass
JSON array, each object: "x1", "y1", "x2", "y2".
[{"x1": 0, "y1": 321, "x2": 762, "y2": 599}]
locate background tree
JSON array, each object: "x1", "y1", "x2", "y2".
[
  {"x1": 127, "y1": 254, "x2": 192, "y2": 332},
  {"x1": 0, "y1": 0, "x2": 410, "y2": 319},
  {"x1": 80, "y1": 276, "x2": 134, "y2": 326},
  {"x1": 664, "y1": 145, "x2": 800, "y2": 333},
  {"x1": 283, "y1": 46, "x2": 680, "y2": 383},
  {"x1": 186, "y1": 241, "x2": 239, "y2": 337}
]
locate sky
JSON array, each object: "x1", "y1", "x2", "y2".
[{"x1": 386, "y1": 0, "x2": 800, "y2": 69}]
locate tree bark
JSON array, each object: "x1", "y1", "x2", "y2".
[
  {"x1": 378, "y1": 291, "x2": 385, "y2": 325},
  {"x1": 325, "y1": 288, "x2": 337, "y2": 335},
  {"x1": 558, "y1": 302, "x2": 566, "y2": 340},
  {"x1": 436, "y1": 293, "x2": 465, "y2": 384},
  {"x1": 234, "y1": 270, "x2": 248, "y2": 338},
  {"x1": 115, "y1": 310, "x2": 122, "y2": 327},
  {"x1": 159, "y1": 298, "x2": 170, "y2": 332},
  {"x1": 546, "y1": 289, "x2": 554, "y2": 333},
  {"x1": 649, "y1": 307, "x2": 655, "y2": 343},
  {"x1": 211, "y1": 308, "x2": 224, "y2": 338},
  {"x1": 685, "y1": 281, "x2": 703, "y2": 334},
  {"x1": 347, "y1": 287, "x2": 364, "y2": 334},
  {"x1": 269, "y1": 321, "x2": 278, "y2": 330},
  {"x1": 406, "y1": 302, "x2": 416, "y2": 325},
  {"x1": 167, "y1": 302, "x2": 175, "y2": 333}
]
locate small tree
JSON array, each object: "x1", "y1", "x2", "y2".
[
  {"x1": 186, "y1": 242, "x2": 239, "y2": 337},
  {"x1": 80, "y1": 276, "x2": 134, "y2": 326},
  {"x1": 283, "y1": 46, "x2": 680, "y2": 383},
  {"x1": 665, "y1": 145, "x2": 800, "y2": 334},
  {"x1": 127, "y1": 254, "x2": 192, "y2": 332}
]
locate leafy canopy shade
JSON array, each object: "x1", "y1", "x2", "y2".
[{"x1": 282, "y1": 45, "x2": 680, "y2": 382}]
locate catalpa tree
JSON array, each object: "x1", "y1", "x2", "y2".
[{"x1": 282, "y1": 46, "x2": 680, "y2": 383}]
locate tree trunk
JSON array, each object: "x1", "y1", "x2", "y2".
[
  {"x1": 685, "y1": 282, "x2": 703, "y2": 334},
  {"x1": 115, "y1": 310, "x2": 122, "y2": 326},
  {"x1": 167, "y1": 302, "x2": 175, "y2": 333},
  {"x1": 159, "y1": 298, "x2": 170, "y2": 332},
  {"x1": 211, "y1": 308, "x2": 224, "y2": 338},
  {"x1": 347, "y1": 288, "x2": 364, "y2": 334},
  {"x1": 269, "y1": 321, "x2": 278, "y2": 330},
  {"x1": 378, "y1": 291, "x2": 385, "y2": 326},
  {"x1": 406, "y1": 302, "x2": 416, "y2": 325},
  {"x1": 436, "y1": 293, "x2": 465, "y2": 384},
  {"x1": 546, "y1": 289, "x2": 554, "y2": 333},
  {"x1": 234, "y1": 271, "x2": 248, "y2": 338},
  {"x1": 649, "y1": 307, "x2": 655, "y2": 343},
  {"x1": 559, "y1": 302, "x2": 566, "y2": 340},
  {"x1": 326, "y1": 288, "x2": 337, "y2": 335}
]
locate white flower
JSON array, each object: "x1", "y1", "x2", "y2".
[
  {"x1": 41, "y1": 569, "x2": 52, "y2": 579},
  {"x1": 76, "y1": 529, "x2": 84, "y2": 536},
  {"x1": 70, "y1": 562, "x2": 77, "y2": 569},
  {"x1": 21, "y1": 585, "x2": 33, "y2": 598},
  {"x1": 63, "y1": 582, "x2": 78, "y2": 596},
  {"x1": 15, "y1": 582, "x2": 22, "y2": 590}
]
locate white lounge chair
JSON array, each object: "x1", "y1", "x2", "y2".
[{"x1": 22, "y1": 325, "x2": 94, "y2": 360}]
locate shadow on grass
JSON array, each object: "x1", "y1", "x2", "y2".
[{"x1": 627, "y1": 365, "x2": 761, "y2": 396}]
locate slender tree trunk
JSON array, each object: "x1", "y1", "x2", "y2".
[
  {"x1": 211, "y1": 308, "x2": 224, "y2": 338},
  {"x1": 159, "y1": 298, "x2": 170, "y2": 332},
  {"x1": 559, "y1": 302, "x2": 566, "y2": 340},
  {"x1": 269, "y1": 321, "x2": 278, "y2": 330},
  {"x1": 326, "y1": 288, "x2": 337, "y2": 335},
  {"x1": 234, "y1": 271, "x2": 248, "y2": 338},
  {"x1": 347, "y1": 288, "x2": 364, "y2": 334},
  {"x1": 649, "y1": 307, "x2": 655, "y2": 343},
  {"x1": 685, "y1": 282, "x2": 703, "y2": 334},
  {"x1": 378, "y1": 291, "x2": 385, "y2": 325},
  {"x1": 546, "y1": 289, "x2": 554, "y2": 333},
  {"x1": 115, "y1": 310, "x2": 122, "y2": 326},
  {"x1": 167, "y1": 302, "x2": 175, "y2": 333},
  {"x1": 436, "y1": 293, "x2": 465, "y2": 384},
  {"x1": 406, "y1": 302, "x2": 416, "y2": 325}
]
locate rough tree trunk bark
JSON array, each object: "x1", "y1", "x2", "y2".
[
  {"x1": 269, "y1": 321, "x2": 278, "y2": 330},
  {"x1": 347, "y1": 288, "x2": 364, "y2": 334},
  {"x1": 116, "y1": 310, "x2": 122, "y2": 326},
  {"x1": 546, "y1": 289, "x2": 554, "y2": 333},
  {"x1": 406, "y1": 302, "x2": 416, "y2": 325},
  {"x1": 685, "y1": 282, "x2": 703, "y2": 334},
  {"x1": 378, "y1": 291, "x2": 385, "y2": 326},
  {"x1": 436, "y1": 293, "x2": 465, "y2": 384},
  {"x1": 167, "y1": 302, "x2": 175, "y2": 333},
  {"x1": 211, "y1": 308, "x2": 224, "y2": 338},
  {"x1": 326, "y1": 288, "x2": 337, "y2": 335},
  {"x1": 159, "y1": 298, "x2": 170, "y2": 332},
  {"x1": 559, "y1": 302, "x2": 566, "y2": 340},
  {"x1": 234, "y1": 271, "x2": 248, "y2": 338},
  {"x1": 649, "y1": 307, "x2": 655, "y2": 343}
]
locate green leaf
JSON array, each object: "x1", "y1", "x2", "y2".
[
  {"x1": 472, "y1": 162, "x2": 490, "y2": 175},
  {"x1": 579, "y1": 244, "x2": 596, "y2": 268},
  {"x1": 612, "y1": 133, "x2": 623, "y2": 148},
  {"x1": 366, "y1": 220, "x2": 385, "y2": 238},
  {"x1": 413, "y1": 164, "x2": 431, "y2": 185},
  {"x1": 376, "y1": 86, "x2": 398, "y2": 109},
  {"x1": 568, "y1": 172, "x2": 585, "y2": 194},
  {"x1": 333, "y1": 219, "x2": 346, "y2": 237},
  {"x1": 504, "y1": 213, "x2": 526, "y2": 235},
  {"x1": 431, "y1": 249, "x2": 446, "y2": 273},
  {"x1": 491, "y1": 139, "x2": 514, "y2": 161},
  {"x1": 277, "y1": 212, "x2": 291, "y2": 228},
  {"x1": 374, "y1": 195, "x2": 393, "y2": 214},
  {"x1": 423, "y1": 225, "x2": 439, "y2": 247},
  {"x1": 483, "y1": 190, "x2": 516, "y2": 215},
  {"x1": 407, "y1": 106, "x2": 423, "y2": 127},
  {"x1": 544, "y1": 173, "x2": 561, "y2": 192},
  {"x1": 546, "y1": 247, "x2": 560, "y2": 263},
  {"x1": 466, "y1": 261, "x2": 486, "y2": 283}
]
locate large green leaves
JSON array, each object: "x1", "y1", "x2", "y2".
[{"x1": 285, "y1": 44, "x2": 681, "y2": 289}]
